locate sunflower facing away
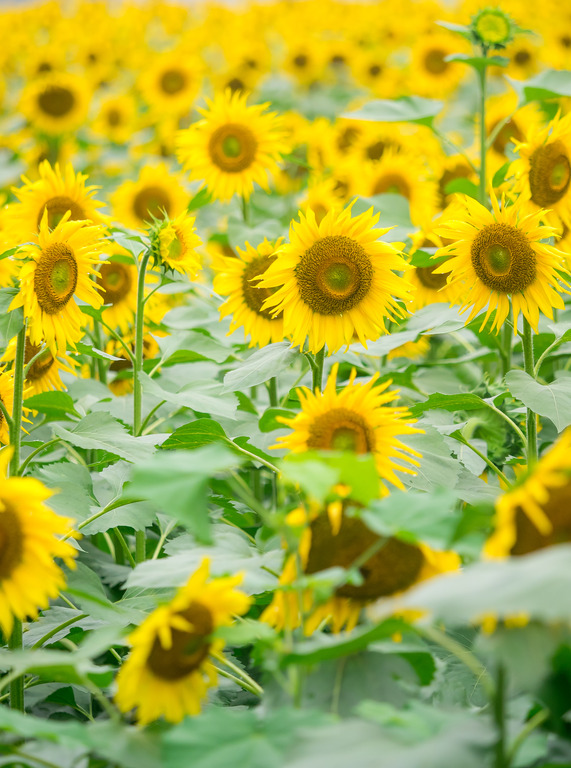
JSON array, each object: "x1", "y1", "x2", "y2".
[
  {"x1": 262, "y1": 494, "x2": 459, "y2": 634},
  {"x1": 511, "y1": 111, "x2": 571, "y2": 229},
  {"x1": 114, "y1": 559, "x2": 251, "y2": 725},
  {"x1": 258, "y1": 204, "x2": 412, "y2": 354},
  {"x1": 10, "y1": 211, "x2": 106, "y2": 354},
  {"x1": 275, "y1": 363, "x2": 422, "y2": 493},
  {"x1": 433, "y1": 192, "x2": 569, "y2": 332},
  {"x1": 213, "y1": 237, "x2": 285, "y2": 348},
  {"x1": 0, "y1": 447, "x2": 77, "y2": 638},
  {"x1": 111, "y1": 163, "x2": 188, "y2": 231},
  {"x1": 4, "y1": 161, "x2": 108, "y2": 242},
  {"x1": 485, "y1": 429, "x2": 571, "y2": 559},
  {"x1": 176, "y1": 89, "x2": 289, "y2": 202},
  {"x1": 152, "y1": 212, "x2": 203, "y2": 278}
]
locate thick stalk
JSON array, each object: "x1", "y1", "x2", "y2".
[
  {"x1": 312, "y1": 346, "x2": 325, "y2": 393},
  {"x1": 521, "y1": 318, "x2": 537, "y2": 465},
  {"x1": 9, "y1": 619, "x2": 24, "y2": 711},
  {"x1": 500, "y1": 313, "x2": 512, "y2": 378},
  {"x1": 92, "y1": 319, "x2": 107, "y2": 385},
  {"x1": 494, "y1": 664, "x2": 507, "y2": 768},
  {"x1": 478, "y1": 55, "x2": 488, "y2": 206},
  {"x1": 9, "y1": 326, "x2": 27, "y2": 478}
]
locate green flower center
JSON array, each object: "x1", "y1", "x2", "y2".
[{"x1": 486, "y1": 244, "x2": 511, "y2": 275}]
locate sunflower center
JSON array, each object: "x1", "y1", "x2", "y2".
[
  {"x1": 416, "y1": 264, "x2": 449, "y2": 290},
  {"x1": 25, "y1": 338, "x2": 55, "y2": 381},
  {"x1": 369, "y1": 64, "x2": 382, "y2": 77},
  {"x1": 38, "y1": 86, "x2": 75, "y2": 117},
  {"x1": 307, "y1": 407, "x2": 375, "y2": 453},
  {"x1": 514, "y1": 49, "x2": 531, "y2": 65},
  {"x1": 424, "y1": 49, "x2": 448, "y2": 75},
  {"x1": 337, "y1": 127, "x2": 359, "y2": 152},
  {"x1": 107, "y1": 108, "x2": 122, "y2": 127},
  {"x1": 529, "y1": 141, "x2": 571, "y2": 206},
  {"x1": 146, "y1": 601, "x2": 213, "y2": 681},
  {"x1": 34, "y1": 243, "x2": 79, "y2": 314},
  {"x1": 295, "y1": 235, "x2": 373, "y2": 315},
  {"x1": 373, "y1": 173, "x2": 410, "y2": 198},
  {"x1": 133, "y1": 186, "x2": 171, "y2": 224},
  {"x1": 471, "y1": 222, "x2": 536, "y2": 293},
  {"x1": 160, "y1": 68, "x2": 187, "y2": 95},
  {"x1": 491, "y1": 119, "x2": 523, "y2": 156},
  {"x1": 0, "y1": 504, "x2": 24, "y2": 580},
  {"x1": 511, "y1": 480, "x2": 571, "y2": 556},
  {"x1": 293, "y1": 54, "x2": 308, "y2": 68},
  {"x1": 241, "y1": 254, "x2": 282, "y2": 319},
  {"x1": 209, "y1": 123, "x2": 258, "y2": 173},
  {"x1": 97, "y1": 262, "x2": 132, "y2": 304},
  {"x1": 37, "y1": 196, "x2": 86, "y2": 229},
  {"x1": 366, "y1": 140, "x2": 386, "y2": 161},
  {"x1": 227, "y1": 78, "x2": 245, "y2": 93},
  {"x1": 305, "y1": 512, "x2": 424, "y2": 600},
  {"x1": 438, "y1": 163, "x2": 472, "y2": 206}
]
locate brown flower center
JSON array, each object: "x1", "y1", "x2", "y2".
[
  {"x1": 305, "y1": 512, "x2": 424, "y2": 600},
  {"x1": 438, "y1": 163, "x2": 472, "y2": 207},
  {"x1": 491, "y1": 118, "x2": 523, "y2": 156},
  {"x1": 133, "y1": 186, "x2": 171, "y2": 224},
  {"x1": 366, "y1": 140, "x2": 386, "y2": 161},
  {"x1": 529, "y1": 140, "x2": 571, "y2": 207},
  {"x1": 107, "y1": 108, "x2": 122, "y2": 127},
  {"x1": 146, "y1": 601, "x2": 213, "y2": 681},
  {"x1": 424, "y1": 48, "x2": 449, "y2": 75},
  {"x1": 160, "y1": 68, "x2": 187, "y2": 95},
  {"x1": 97, "y1": 262, "x2": 133, "y2": 304},
  {"x1": 0, "y1": 503, "x2": 24, "y2": 580},
  {"x1": 293, "y1": 54, "x2": 308, "y2": 68},
  {"x1": 307, "y1": 407, "x2": 375, "y2": 453},
  {"x1": 295, "y1": 235, "x2": 374, "y2": 315},
  {"x1": 471, "y1": 222, "x2": 536, "y2": 294},
  {"x1": 34, "y1": 243, "x2": 78, "y2": 314},
  {"x1": 241, "y1": 254, "x2": 282, "y2": 319},
  {"x1": 208, "y1": 123, "x2": 258, "y2": 173},
  {"x1": 37, "y1": 85, "x2": 76, "y2": 118},
  {"x1": 37, "y1": 196, "x2": 87, "y2": 230},
  {"x1": 25, "y1": 338, "x2": 55, "y2": 381},
  {"x1": 372, "y1": 173, "x2": 410, "y2": 198},
  {"x1": 511, "y1": 480, "x2": 571, "y2": 556},
  {"x1": 416, "y1": 264, "x2": 449, "y2": 291}
]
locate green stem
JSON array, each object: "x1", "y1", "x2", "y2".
[
  {"x1": 92, "y1": 319, "x2": 108, "y2": 385},
  {"x1": 32, "y1": 613, "x2": 88, "y2": 649},
  {"x1": 521, "y1": 318, "x2": 537, "y2": 465},
  {"x1": 19, "y1": 437, "x2": 62, "y2": 475},
  {"x1": 0, "y1": 398, "x2": 13, "y2": 430},
  {"x1": 478, "y1": 53, "x2": 488, "y2": 205},
  {"x1": 63, "y1": 496, "x2": 145, "y2": 539},
  {"x1": 267, "y1": 376, "x2": 278, "y2": 407},
  {"x1": 9, "y1": 325, "x2": 27, "y2": 478},
  {"x1": 494, "y1": 664, "x2": 507, "y2": 768},
  {"x1": 212, "y1": 651, "x2": 263, "y2": 697},
  {"x1": 241, "y1": 195, "x2": 249, "y2": 224},
  {"x1": 534, "y1": 334, "x2": 568, "y2": 377},
  {"x1": 500, "y1": 315, "x2": 512, "y2": 378},
  {"x1": 312, "y1": 346, "x2": 326, "y2": 392},
  {"x1": 135, "y1": 530, "x2": 146, "y2": 564},
  {"x1": 506, "y1": 708, "x2": 549, "y2": 767},
  {"x1": 114, "y1": 528, "x2": 137, "y2": 568},
  {"x1": 451, "y1": 433, "x2": 510, "y2": 487},
  {"x1": 9, "y1": 619, "x2": 24, "y2": 711}
]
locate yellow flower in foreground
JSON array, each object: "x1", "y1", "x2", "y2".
[
  {"x1": 259, "y1": 204, "x2": 412, "y2": 354},
  {"x1": 115, "y1": 559, "x2": 251, "y2": 725},
  {"x1": 0, "y1": 447, "x2": 77, "y2": 637},
  {"x1": 176, "y1": 89, "x2": 289, "y2": 202},
  {"x1": 10, "y1": 212, "x2": 106, "y2": 354},
  {"x1": 275, "y1": 363, "x2": 422, "y2": 494},
  {"x1": 212, "y1": 237, "x2": 285, "y2": 348},
  {"x1": 434, "y1": 193, "x2": 569, "y2": 332},
  {"x1": 485, "y1": 429, "x2": 571, "y2": 558},
  {"x1": 262, "y1": 498, "x2": 459, "y2": 634},
  {"x1": 153, "y1": 213, "x2": 203, "y2": 278}
]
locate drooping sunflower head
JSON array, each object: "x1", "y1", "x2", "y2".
[
  {"x1": 11, "y1": 211, "x2": 106, "y2": 354},
  {"x1": 111, "y1": 163, "x2": 189, "y2": 231},
  {"x1": 213, "y1": 237, "x2": 286, "y2": 348},
  {"x1": 151, "y1": 212, "x2": 203, "y2": 278},
  {"x1": 485, "y1": 430, "x2": 571, "y2": 559},
  {"x1": 0, "y1": 446, "x2": 78, "y2": 638},
  {"x1": 258, "y1": 204, "x2": 412, "y2": 354},
  {"x1": 176, "y1": 90, "x2": 290, "y2": 202},
  {"x1": 274, "y1": 363, "x2": 423, "y2": 493},
  {"x1": 20, "y1": 73, "x2": 91, "y2": 136},
  {"x1": 114, "y1": 559, "x2": 251, "y2": 725},
  {"x1": 511, "y1": 112, "x2": 571, "y2": 229},
  {"x1": 434, "y1": 192, "x2": 570, "y2": 333}
]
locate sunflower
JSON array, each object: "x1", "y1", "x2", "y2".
[
  {"x1": 213, "y1": 237, "x2": 285, "y2": 348},
  {"x1": 138, "y1": 51, "x2": 202, "y2": 116},
  {"x1": 298, "y1": 176, "x2": 343, "y2": 225},
  {"x1": 91, "y1": 93, "x2": 138, "y2": 145},
  {"x1": 107, "y1": 333, "x2": 160, "y2": 397},
  {"x1": 114, "y1": 559, "x2": 251, "y2": 725},
  {"x1": 176, "y1": 90, "x2": 289, "y2": 202},
  {"x1": 435, "y1": 154, "x2": 479, "y2": 211},
  {"x1": 262, "y1": 495, "x2": 459, "y2": 634},
  {"x1": 485, "y1": 429, "x2": 571, "y2": 558},
  {"x1": 275, "y1": 363, "x2": 422, "y2": 493},
  {"x1": 433, "y1": 192, "x2": 569, "y2": 333},
  {"x1": 152, "y1": 212, "x2": 203, "y2": 278},
  {"x1": 111, "y1": 164, "x2": 188, "y2": 231},
  {"x1": 511, "y1": 111, "x2": 571, "y2": 229},
  {"x1": 2, "y1": 336, "x2": 75, "y2": 396},
  {"x1": 97, "y1": 244, "x2": 138, "y2": 333},
  {"x1": 4, "y1": 161, "x2": 109, "y2": 242},
  {"x1": 10, "y1": 212, "x2": 106, "y2": 354},
  {"x1": 20, "y1": 72, "x2": 91, "y2": 136},
  {"x1": 387, "y1": 337, "x2": 431, "y2": 361},
  {"x1": 408, "y1": 32, "x2": 467, "y2": 98},
  {"x1": 258, "y1": 204, "x2": 412, "y2": 354},
  {"x1": 0, "y1": 446, "x2": 78, "y2": 638},
  {"x1": 484, "y1": 93, "x2": 542, "y2": 176},
  {"x1": 408, "y1": 227, "x2": 460, "y2": 310}
]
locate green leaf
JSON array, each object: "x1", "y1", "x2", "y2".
[
  {"x1": 351, "y1": 193, "x2": 412, "y2": 242},
  {"x1": 446, "y1": 53, "x2": 509, "y2": 71},
  {"x1": 279, "y1": 451, "x2": 381, "y2": 504},
  {"x1": 259, "y1": 407, "x2": 296, "y2": 432},
  {"x1": 187, "y1": 186, "x2": 212, "y2": 210},
  {"x1": 0, "y1": 287, "x2": 24, "y2": 345},
  {"x1": 217, "y1": 619, "x2": 277, "y2": 646},
  {"x1": 39, "y1": 462, "x2": 94, "y2": 520},
  {"x1": 74, "y1": 341, "x2": 123, "y2": 361},
  {"x1": 400, "y1": 426, "x2": 460, "y2": 493},
  {"x1": 0, "y1": 246, "x2": 19, "y2": 261},
  {"x1": 224, "y1": 343, "x2": 299, "y2": 391},
  {"x1": 342, "y1": 96, "x2": 444, "y2": 127},
  {"x1": 24, "y1": 391, "x2": 80, "y2": 420},
  {"x1": 492, "y1": 161, "x2": 510, "y2": 188},
  {"x1": 505, "y1": 370, "x2": 571, "y2": 431},
  {"x1": 436, "y1": 20, "x2": 471, "y2": 36},
  {"x1": 409, "y1": 248, "x2": 450, "y2": 268},
  {"x1": 140, "y1": 371, "x2": 238, "y2": 420},
  {"x1": 409, "y1": 392, "x2": 491, "y2": 418},
  {"x1": 508, "y1": 69, "x2": 571, "y2": 104},
  {"x1": 52, "y1": 412, "x2": 162, "y2": 463},
  {"x1": 443, "y1": 178, "x2": 480, "y2": 200},
  {"x1": 161, "y1": 418, "x2": 227, "y2": 450}
]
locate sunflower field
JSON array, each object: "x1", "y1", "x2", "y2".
[{"x1": 2, "y1": 0, "x2": 571, "y2": 766}]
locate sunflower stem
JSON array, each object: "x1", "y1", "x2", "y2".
[
  {"x1": 267, "y1": 376, "x2": 278, "y2": 406},
  {"x1": 92, "y1": 319, "x2": 108, "y2": 385},
  {"x1": 521, "y1": 318, "x2": 538, "y2": 466},
  {"x1": 9, "y1": 325, "x2": 27, "y2": 478},
  {"x1": 506, "y1": 707, "x2": 550, "y2": 767},
  {"x1": 241, "y1": 195, "x2": 250, "y2": 224},
  {"x1": 9, "y1": 619, "x2": 24, "y2": 712},
  {"x1": 494, "y1": 664, "x2": 508, "y2": 768},
  {"x1": 477, "y1": 51, "x2": 488, "y2": 206},
  {"x1": 312, "y1": 346, "x2": 326, "y2": 392},
  {"x1": 500, "y1": 312, "x2": 512, "y2": 378}
]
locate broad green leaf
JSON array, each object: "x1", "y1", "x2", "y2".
[
  {"x1": 505, "y1": 370, "x2": 571, "y2": 431},
  {"x1": 0, "y1": 287, "x2": 24, "y2": 345},
  {"x1": 409, "y1": 392, "x2": 491, "y2": 417},
  {"x1": 24, "y1": 391, "x2": 80, "y2": 420},
  {"x1": 400, "y1": 426, "x2": 460, "y2": 493},
  {"x1": 39, "y1": 462, "x2": 95, "y2": 521},
  {"x1": 161, "y1": 418, "x2": 227, "y2": 449},
  {"x1": 224, "y1": 342, "x2": 299, "y2": 391},
  {"x1": 74, "y1": 341, "x2": 123, "y2": 361},
  {"x1": 259, "y1": 407, "x2": 296, "y2": 432},
  {"x1": 410, "y1": 248, "x2": 449, "y2": 268},
  {"x1": 492, "y1": 161, "x2": 510, "y2": 188},
  {"x1": 508, "y1": 69, "x2": 571, "y2": 104},
  {"x1": 343, "y1": 96, "x2": 444, "y2": 126},
  {"x1": 446, "y1": 53, "x2": 509, "y2": 71},
  {"x1": 140, "y1": 371, "x2": 238, "y2": 420},
  {"x1": 0, "y1": 246, "x2": 19, "y2": 261},
  {"x1": 443, "y1": 178, "x2": 480, "y2": 200},
  {"x1": 187, "y1": 186, "x2": 212, "y2": 210},
  {"x1": 406, "y1": 303, "x2": 467, "y2": 334},
  {"x1": 278, "y1": 453, "x2": 341, "y2": 502}
]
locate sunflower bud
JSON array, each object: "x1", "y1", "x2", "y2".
[{"x1": 471, "y1": 8, "x2": 515, "y2": 49}]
